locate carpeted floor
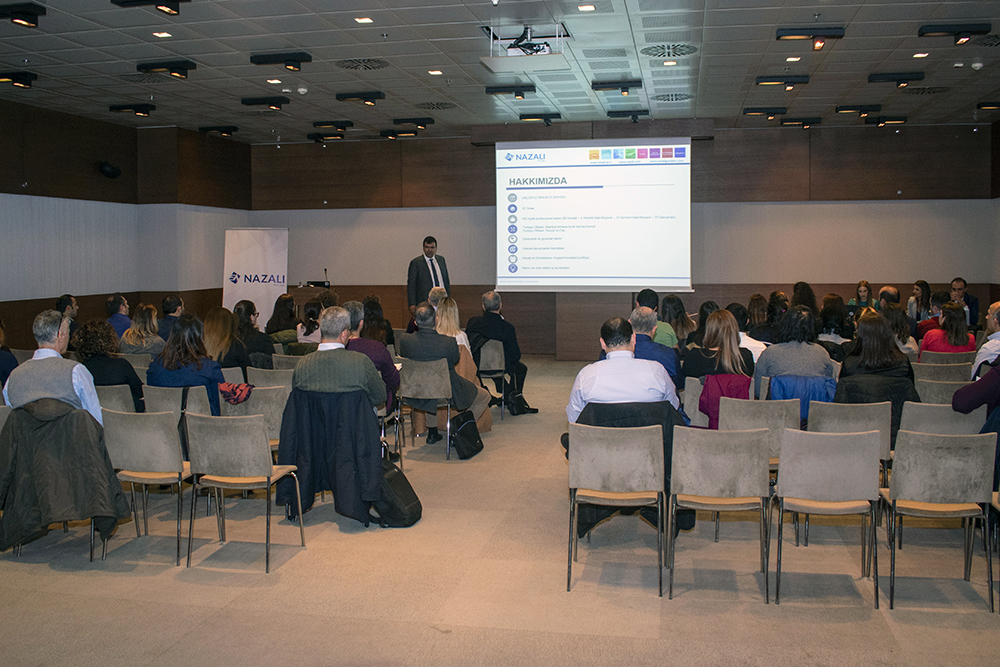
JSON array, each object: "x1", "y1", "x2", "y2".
[{"x1": 1, "y1": 355, "x2": 996, "y2": 666}]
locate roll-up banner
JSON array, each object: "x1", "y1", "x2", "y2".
[{"x1": 222, "y1": 228, "x2": 288, "y2": 325}]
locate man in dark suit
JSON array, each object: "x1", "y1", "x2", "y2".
[
  {"x1": 951, "y1": 277, "x2": 979, "y2": 327},
  {"x1": 398, "y1": 303, "x2": 489, "y2": 444},
  {"x1": 879, "y1": 286, "x2": 917, "y2": 338},
  {"x1": 406, "y1": 236, "x2": 450, "y2": 316},
  {"x1": 465, "y1": 290, "x2": 537, "y2": 414}
]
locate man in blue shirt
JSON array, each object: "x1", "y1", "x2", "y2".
[
  {"x1": 599, "y1": 306, "x2": 682, "y2": 390},
  {"x1": 105, "y1": 293, "x2": 130, "y2": 339}
]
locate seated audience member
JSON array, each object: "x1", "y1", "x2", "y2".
[
  {"x1": 400, "y1": 303, "x2": 491, "y2": 444},
  {"x1": 567, "y1": 316, "x2": 679, "y2": 424},
  {"x1": 916, "y1": 290, "x2": 950, "y2": 341},
  {"x1": 882, "y1": 303, "x2": 919, "y2": 363},
  {"x1": 361, "y1": 295, "x2": 395, "y2": 348},
  {"x1": 265, "y1": 293, "x2": 300, "y2": 337},
  {"x1": 657, "y1": 294, "x2": 695, "y2": 348},
  {"x1": 878, "y1": 285, "x2": 917, "y2": 338},
  {"x1": 920, "y1": 302, "x2": 975, "y2": 360},
  {"x1": 316, "y1": 289, "x2": 339, "y2": 310},
  {"x1": 203, "y1": 307, "x2": 250, "y2": 380},
  {"x1": 296, "y1": 299, "x2": 323, "y2": 343},
  {"x1": 408, "y1": 286, "x2": 449, "y2": 333},
  {"x1": 73, "y1": 320, "x2": 144, "y2": 412},
  {"x1": 747, "y1": 293, "x2": 768, "y2": 332},
  {"x1": 791, "y1": 281, "x2": 819, "y2": 316},
  {"x1": 55, "y1": 294, "x2": 80, "y2": 346},
  {"x1": 435, "y1": 297, "x2": 470, "y2": 353},
  {"x1": 972, "y1": 301, "x2": 1000, "y2": 378},
  {"x1": 105, "y1": 293, "x2": 131, "y2": 339},
  {"x1": 343, "y1": 301, "x2": 399, "y2": 411},
  {"x1": 847, "y1": 280, "x2": 879, "y2": 312},
  {"x1": 840, "y1": 312, "x2": 914, "y2": 382},
  {"x1": 951, "y1": 276, "x2": 978, "y2": 327},
  {"x1": 822, "y1": 293, "x2": 855, "y2": 339},
  {"x1": 953, "y1": 362, "x2": 1000, "y2": 418},
  {"x1": 601, "y1": 307, "x2": 682, "y2": 389},
  {"x1": 817, "y1": 300, "x2": 851, "y2": 362},
  {"x1": 466, "y1": 290, "x2": 537, "y2": 413},
  {"x1": 633, "y1": 287, "x2": 663, "y2": 342},
  {"x1": 908, "y1": 280, "x2": 931, "y2": 322},
  {"x1": 158, "y1": 294, "x2": 184, "y2": 342},
  {"x1": 725, "y1": 303, "x2": 766, "y2": 362},
  {"x1": 0, "y1": 318, "x2": 18, "y2": 387},
  {"x1": 753, "y1": 305, "x2": 836, "y2": 398},
  {"x1": 682, "y1": 310, "x2": 754, "y2": 379},
  {"x1": 147, "y1": 314, "x2": 225, "y2": 416},
  {"x1": 3, "y1": 310, "x2": 103, "y2": 425},
  {"x1": 749, "y1": 291, "x2": 789, "y2": 344},
  {"x1": 119, "y1": 303, "x2": 166, "y2": 357},
  {"x1": 685, "y1": 300, "x2": 719, "y2": 348},
  {"x1": 233, "y1": 300, "x2": 276, "y2": 366}
]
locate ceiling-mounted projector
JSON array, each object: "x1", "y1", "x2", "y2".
[{"x1": 506, "y1": 26, "x2": 550, "y2": 56}]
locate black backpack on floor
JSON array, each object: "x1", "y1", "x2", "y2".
[
  {"x1": 449, "y1": 410, "x2": 484, "y2": 459},
  {"x1": 371, "y1": 457, "x2": 422, "y2": 527}
]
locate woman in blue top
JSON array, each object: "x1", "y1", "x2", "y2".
[{"x1": 147, "y1": 314, "x2": 225, "y2": 416}]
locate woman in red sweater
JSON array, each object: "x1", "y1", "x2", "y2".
[{"x1": 919, "y1": 301, "x2": 975, "y2": 360}]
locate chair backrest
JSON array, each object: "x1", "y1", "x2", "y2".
[
  {"x1": 186, "y1": 413, "x2": 273, "y2": 478},
  {"x1": 10, "y1": 349, "x2": 33, "y2": 364},
  {"x1": 142, "y1": 385, "x2": 185, "y2": 421},
  {"x1": 718, "y1": 397, "x2": 800, "y2": 459},
  {"x1": 918, "y1": 350, "x2": 977, "y2": 365},
  {"x1": 113, "y1": 352, "x2": 152, "y2": 368},
  {"x1": 185, "y1": 385, "x2": 214, "y2": 416},
  {"x1": 220, "y1": 385, "x2": 289, "y2": 441},
  {"x1": 912, "y1": 362, "x2": 973, "y2": 383},
  {"x1": 915, "y1": 378, "x2": 970, "y2": 404},
  {"x1": 477, "y1": 339, "x2": 505, "y2": 374},
  {"x1": 102, "y1": 409, "x2": 184, "y2": 473},
  {"x1": 758, "y1": 376, "x2": 770, "y2": 400},
  {"x1": 398, "y1": 358, "x2": 452, "y2": 400},
  {"x1": 807, "y1": 400, "x2": 892, "y2": 461},
  {"x1": 899, "y1": 401, "x2": 988, "y2": 435},
  {"x1": 273, "y1": 342, "x2": 284, "y2": 355},
  {"x1": 777, "y1": 429, "x2": 880, "y2": 502},
  {"x1": 684, "y1": 376, "x2": 709, "y2": 427},
  {"x1": 247, "y1": 367, "x2": 294, "y2": 392},
  {"x1": 134, "y1": 366, "x2": 147, "y2": 384},
  {"x1": 699, "y1": 374, "x2": 752, "y2": 429},
  {"x1": 287, "y1": 342, "x2": 318, "y2": 356},
  {"x1": 890, "y1": 430, "x2": 995, "y2": 504},
  {"x1": 221, "y1": 366, "x2": 245, "y2": 385},
  {"x1": 95, "y1": 384, "x2": 136, "y2": 413},
  {"x1": 272, "y1": 354, "x2": 301, "y2": 370},
  {"x1": 568, "y1": 423, "x2": 664, "y2": 493},
  {"x1": 670, "y1": 426, "x2": 770, "y2": 498},
  {"x1": 0, "y1": 405, "x2": 10, "y2": 432}
]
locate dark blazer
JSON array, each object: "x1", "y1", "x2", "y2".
[
  {"x1": 82, "y1": 355, "x2": 144, "y2": 412},
  {"x1": 407, "y1": 254, "x2": 450, "y2": 308},
  {"x1": 398, "y1": 329, "x2": 477, "y2": 413},
  {"x1": 466, "y1": 311, "x2": 521, "y2": 370}
]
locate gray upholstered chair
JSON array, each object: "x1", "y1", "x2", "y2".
[
  {"x1": 567, "y1": 423, "x2": 665, "y2": 596},
  {"x1": 221, "y1": 366, "x2": 245, "y2": 385},
  {"x1": 918, "y1": 350, "x2": 977, "y2": 365},
  {"x1": 142, "y1": 385, "x2": 185, "y2": 422},
  {"x1": 9, "y1": 349, "x2": 33, "y2": 364},
  {"x1": 758, "y1": 376, "x2": 770, "y2": 401},
  {"x1": 718, "y1": 397, "x2": 799, "y2": 473},
  {"x1": 0, "y1": 404, "x2": 10, "y2": 431},
  {"x1": 272, "y1": 354, "x2": 301, "y2": 370},
  {"x1": 669, "y1": 426, "x2": 771, "y2": 601},
  {"x1": 774, "y1": 428, "x2": 882, "y2": 607},
  {"x1": 881, "y1": 430, "x2": 995, "y2": 611},
  {"x1": 286, "y1": 342, "x2": 318, "y2": 356},
  {"x1": 102, "y1": 409, "x2": 191, "y2": 566},
  {"x1": 184, "y1": 386, "x2": 214, "y2": 416},
  {"x1": 899, "y1": 401, "x2": 988, "y2": 435},
  {"x1": 113, "y1": 352, "x2": 153, "y2": 369},
  {"x1": 912, "y1": 362, "x2": 974, "y2": 383},
  {"x1": 683, "y1": 376, "x2": 709, "y2": 428},
  {"x1": 134, "y1": 366, "x2": 147, "y2": 384},
  {"x1": 808, "y1": 401, "x2": 891, "y2": 487},
  {"x1": 272, "y1": 342, "x2": 283, "y2": 355},
  {"x1": 185, "y1": 413, "x2": 305, "y2": 573},
  {"x1": 247, "y1": 367, "x2": 294, "y2": 392},
  {"x1": 915, "y1": 379, "x2": 970, "y2": 405},
  {"x1": 95, "y1": 384, "x2": 137, "y2": 413},
  {"x1": 221, "y1": 385, "x2": 290, "y2": 452},
  {"x1": 398, "y1": 357, "x2": 453, "y2": 459},
  {"x1": 476, "y1": 339, "x2": 507, "y2": 420}
]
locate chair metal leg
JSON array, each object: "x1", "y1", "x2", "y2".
[
  {"x1": 214, "y1": 488, "x2": 225, "y2": 542},
  {"x1": 289, "y1": 472, "x2": 306, "y2": 547},
  {"x1": 764, "y1": 498, "x2": 771, "y2": 604},
  {"x1": 142, "y1": 485, "x2": 150, "y2": 536},
  {"x1": 984, "y1": 508, "x2": 994, "y2": 613},
  {"x1": 898, "y1": 515, "x2": 903, "y2": 550},
  {"x1": 657, "y1": 492, "x2": 664, "y2": 598},
  {"x1": 758, "y1": 502, "x2": 766, "y2": 573},
  {"x1": 567, "y1": 491, "x2": 577, "y2": 592},
  {"x1": 775, "y1": 500, "x2": 784, "y2": 604},
  {"x1": 964, "y1": 518, "x2": 974, "y2": 582},
  {"x1": 130, "y1": 483, "x2": 141, "y2": 538},
  {"x1": 219, "y1": 489, "x2": 228, "y2": 543},
  {"x1": 89, "y1": 520, "x2": 95, "y2": 562},
  {"x1": 186, "y1": 481, "x2": 198, "y2": 567},
  {"x1": 14, "y1": 543, "x2": 21, "y2": 557},
  {"x1": 793, "y1": 511, "x2": 799, "y2": 547},
  {"x1": 804, "y1": 514, "x2": 810, "y2": 546},
  {"x1": 714, "y1": 511, "x2": 720, "y2": 542},
  {"x1": 102, "y1": 533, "x2": 108, "y2": 561},
  {"x1": 870, "y1": 504, "x2": 879, "y2": 609},
  {"x1": 444, "y1": 405, "x2": 452, "y2": 460},
  {"x1": 63, "y1": 521, "x2": 69, "y2": 533},
  {"x1": 175, "y1": 473, "x2": 183, "y2": 566},
  {"x1": 861, "y1": 514, "x2": 869, "y2": 578},
  {"x1": 889, "y1": 503, "x2": 897, "y2": 609},
  {"x1": 265, "y1": 479, "x2": 272, "y2": 573},
  {"x1": 668, "y1": 495, "x2": 677, "y2": 599}
]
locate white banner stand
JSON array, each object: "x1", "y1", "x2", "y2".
[{"x1": 222, "y1": 228, "x2": 288, "y2": 325}]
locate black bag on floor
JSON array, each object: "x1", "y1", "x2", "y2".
[
  {"x1": 371, "y1": 458, "x2": 422, "y2": 527},
  {"x1": 449, "y1": 409, "x2": 484, "y2": 459},
  {"x1": 506, "y1": 393, "x2": 531, "y2": 416}
]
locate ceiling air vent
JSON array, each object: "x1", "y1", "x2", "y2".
[
  {"x1": 640, "y1": 44, "x2": 698, "y2": 58},
  {"x1": 415, "y1": 102, "x2": 457, "y2": 110},
  {"x1": 903, "y1": 87, "x2": 950, "y2": 95},
  {"x1": 652, "y1": 92, "x2": 694, "y2": 102},
  {"x1": 582, "y1": 48, "x2": 628, "y2": 59},
  {"x1": 335, "y1": 58, "x2": 390, "y2": 71},
  {"x1": 117, "y1": 73, "x2": 170, "y2": 84},
  {"x1": 972, "y1": 34, "x2": 1000, "y2": 47}
]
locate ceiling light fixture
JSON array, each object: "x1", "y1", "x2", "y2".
[
  {"x1": 592, "y1": 80, "x2": 643, "y2": 95},
  {"x1": 152, "y1": 31, "x2": 171, "y2": 38},
  {"x1": 755, "y1": 74, "x2": 810, "y2": 88},
  {"x1": 485, "y1": 84, "x2": 536, "y2": 99},
  {"x1": 110, "y1": 103, "x2": 155, "y2": 116},
  {"x1": 519, "y1": 112, "x2": 560, "y2": 126},
  {"x1": 155, "y1": 1, "x2": 179, "y2": 14},
  {"x1": 578, "y1": 4, "x2": 595, "y2": 11},
  {"x1": 137, "y1": 59, "x2": 196, "y2": 79},
  {"x1": 663, "y1": 60, "x2": 677, "y2": 66},
  {"x1": 913, "y1": 53, "x2": 928, "y2": 58},
  {"x1": 394, "y1": 117, "x2": 434, "y2": 130},
  {"x1": 313, "y1": 120, "x2": 354, "y2": 131},
  {"x1": 0, "y1": 2, "x2": 46, "y2": 27},
  {"x1": 336, "y1": 91, "x2": 385, "y2": 106},
  {"x1": 382, "y1": 129, "x2": 417, "y2": 139},
  {"x1": 110, "y1": 1, "x2": 191, "y2": 14},
  {"x1": 780, "y1": 117, "x2": 821, "y2": 129},
  {"x1": 918, "y1": 23, "x2": 991, "y2": 45},
  {"x1": 607, "y1": 110, "x2": 649, "y2": 123},
  {"x1": 868, "y1": 72, "x2": 924, "y2": 88},
  {"x1": 836, "y1": 104, "x2": 881, "y2": 118},
  {"x1": 866, "y1": 116, "x2": 907, "y2": 127},
  {"x1": 308, "y1": 132, "x2": 345, "y2": 142},
  {"x1": 428, "y1": 70, "x2": 443, "y2": 75},
  {"x1": 199, "y1": 126, "x2": 238, "y2": 137},
  {"x1": 976, "y1": 102, "x2": 1000, "y2": 110},
  {"x1": 786, "y1": 57, "x2": 801, "y2": 62},
  {"x1": 743, "y1": 107, "x2": 787, "y2": 119},
  {"x1": 251, "y1": 52, "x2": 312, "y2": 71},
  {"x1": 775, "y1": 26, "x2": 845, "y2": 49},
  {"x1": 241, "y1": 96, "x2": 290, "y2": 111},
  {"x1": 354, "y1": 17, "x2": 373, "y2": 23},
  {"x1": 267, "y1": 79, "x2": 281, "y2": 84},
  {"x1": 0, "y1": 71, "x2": 37, "y2": 88}
]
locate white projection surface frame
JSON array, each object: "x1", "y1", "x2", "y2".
[{"x1": 494, "y1": 138, "x2": 691, "y2": 292}]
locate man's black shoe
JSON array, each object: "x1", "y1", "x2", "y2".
[
  {"x1": 425, "y1": 428, "x2": 442, "y2": 444},
  {"x1": 488, "y1": 395, "x2": 502, "y2": 407},
  {"x1": 387, "y1": 451, "x2": 401, "y2": 463}
]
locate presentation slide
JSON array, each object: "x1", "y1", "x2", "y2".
[{"x1": 495, "y1": 138, "x2": 691, "y2": 292}]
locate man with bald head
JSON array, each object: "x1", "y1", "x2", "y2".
[
  {"x1": 972, "y1": 301, "x2": 1000, "y2": 378},
  {"x1": 466, "y1": 290, "x2": 537, "y2": 414},
  {"x1": 599, "y1": 306, "x2": 681, "y2": 389}
]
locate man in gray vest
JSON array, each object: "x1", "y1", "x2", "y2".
[{"x1": 3, "y1": 310, "x2": 103, "y2": 425}]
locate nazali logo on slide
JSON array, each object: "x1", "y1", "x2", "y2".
[
  {"x1": 229, "y1": 272, "x2": 286, "y2": 285},
  {"x1": 506, "y1": 152, "x2": 546, "y2": 162},
  {"x1": 229, "y1": 272, "x2": 239, "y2": 284}
]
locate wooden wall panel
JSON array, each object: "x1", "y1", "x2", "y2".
[
  {"x1": 137, "y1": 127, "x2": 179, "y2": 204},
  {"x1": 810, "y1": 125, "x2": 991, "y2": 200},
  {"x1": 993, "y1": 120, "x2": 1000, "y2": 199},
  {"x1": 177, "y1": 129, "x2": 251, "y2": 210},
  {"x1": 251, "y1": 141, "x2": 402, "y2": 210},
  {"x1": 593, "y1": 118, "x2": 714, "y2": 140},
  {"x1": 400, "y1": 139, "x2": 493, "y2": 207},
  {"x1": 470, "y1": 122, "x2": 593, "y2": 146},
  {"x1": 693, "y1": 129, "x2": 810, "y2": 203},
  {"x1": 555, "y1": 292, "x2": 634, "y2": 361},
  {"x1": 0, "y1": 102, "x2": 26, "y2": 193}
]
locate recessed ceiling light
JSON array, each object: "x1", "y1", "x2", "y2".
[
  {"x1": 578, "y1": 4, "x2": 596, "y2": 10},
  {"x1": 428, "y1": 70, "x2": 443, "y2": 75},
  {"x1": 267, "y1": 78, "x2": 281, "y2": 84},
  {"x1": 663, "y1": 60, "x2": 677, "y2": 66},
  {"x1": 153, "y1": 32, "x2": 171, "y2": 38},
  {"x1": 913, "y1": 53, "x2": 929, "y2": 58},
  {"x1": 354, "y1": 17, "x2": 373, "y2": 23},
  {"x1": 786, "y1": 56, "x2": 801, "y2": 62}
]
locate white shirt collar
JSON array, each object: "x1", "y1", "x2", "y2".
[
  {"x1": 605, "y1": 350, "x2": 635, "y2": 360},
  {"x1": 317, "y1": 342, "x2": 345, "y2": 351},
  {"x1": 32, "y1": 348, "x2": 63, "y2": 360}
]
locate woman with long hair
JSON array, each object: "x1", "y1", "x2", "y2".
[
  {"x1": 791, "y1": 281, "x2": 819, "y2": 316},
  {"x1": 73, "y1": 320, "x2": 144, "y2": 412},
  {"x1": 147, "y1": 314, "x2": 225, "y2": 415},
  {"x1": 753, "y1": 304, "x2": 836, "y2": 398},
  {"x1": 841, "y1": 311, "x2": 913, "y2": 381},
  {"x1": 749, "y1": 291, "x2": 789, "y2": 344},
  {"x1": 119, "y1": 303, "x2": 165, "y2": 356},
  {"x1": 907, "y1": 280, "x2": 931, "y2": 322},
  {"x1": 920, "y1": 301, "x2": 975, "y2": 359},
  {"x1": 881, "y1": 303, "x2": 919, "y2": 362},
  {"x1": 296, "y1": 298, "x2": 323, "y2": 343},
  {"x1": 657, "y1": 294, "x2": 695, "y2": 347},
  {"x1": 203, "y1": 307, "x2": 250, "y2": 379},
  {"x1": 435, "y1": 297, "x2": 470, "y2": 352},
  {"x1": 747, "y1": 293, "x2": 767, "y2": 332},
  {"x1": 848, "y1": 280, "x2": 879, "y2": 311},
  {"x1": 360, "y1": 295, "x2": 395, "y2": 347},
  {"x1": 264, "y1": 293, "x2": 299, "y2": 335},
  {"x1": 682, "y1": 310, "x2": 753, "y2": 378},
  {"x1": 233, "y1": 299, "x2": 275, "y2": 361},
  {"x1": 685, "y1": 300, "x2": 719, "y2": 348}
]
